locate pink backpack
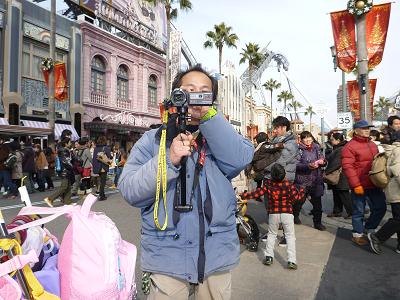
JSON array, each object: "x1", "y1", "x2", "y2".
[{"x1": 9, "y1": 194, "x2": 137, "y2": 300}]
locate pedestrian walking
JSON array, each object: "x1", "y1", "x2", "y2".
[
  {"x1": 44, "y1": 146, "x2": 55, "y2": 190},
  {"x1": 114, "y1": 149, "x2": 126, "y2": 188},
  {"x1": 367, "y1": 130, "x2": 400, "y2": 254},
  {"x1": 342, "y1": 120, "x2": 387, "y2": 246},
  {"x1": 294, "y1": 131, "x2": 326, "y2": 231},
  {"x1": 92, "y1": 136, "x2": 111, "y2": 201},
  {"x1": 22, "y1": 140, "x2": 36, "y2": 194},
  {"x1": 325, "y1": 132, "x2": 353, "y2": 218},
  {"x1": 44, "y1": 138, "x2": 74, "y2": 206},
  {"x1": 10, "y1": 141, "x2": 23, "y2": 188},
  {"x1": 77, "y1": 138, "x2": 93, "y2": 195},
  {"x1": 34, "y1": 144, "x2": 48, "y2": 192},
  {"x1": 0, "y1": 142, "x2": 18, "y2": 198}
]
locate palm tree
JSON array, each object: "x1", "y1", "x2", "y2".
[
  {"x1": 277, "y1": 90, "x2": 294, "y2": 118},
  {"x1": 204, "y1": 23, "x2": 239, "y2": 74},
  {"x1": 373, "y1": 96, "x2": 391, "y2": 121},
  {"x1": 304, "y1": 105, "x2": 315, "y2": 132},
  {"x1": 263, "y1": 79, "x2": 281, "y2": 128},
  {"x1": 239, "y1": 43, "x2": 264, "y2": 95},
  {"x1": 144, "y1": 0, "x2": 192, "y2": 96},
  {"x1": 288, "y1": 100, "x2": 303, "y2": 120}
]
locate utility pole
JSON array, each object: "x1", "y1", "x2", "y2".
[
  {"x1": 356, "y1": 14, "x2": 371, "y2": 122},
  {"x1": 48, "y1": 0, "x2": 56, "y2": 148},
  {"x1": 342, "y1": 71, "x2": 347, "y2": 112}
]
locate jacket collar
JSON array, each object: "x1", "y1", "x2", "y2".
[{"x1": 352, "y1": 134, "x2": 371, "y2": 143}]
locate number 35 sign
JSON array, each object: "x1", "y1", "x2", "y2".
[{"x1": 337, "y1": 112, "x2": 353, "y2": 129}]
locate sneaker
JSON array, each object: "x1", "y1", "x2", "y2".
[
  {"x1": 111, "y1": 184, "x2": 116, "y2": 189},
  {"x1": 395, "y1": 244, "x2": 400, "y2": 254},
  {"x1": 367, "y1": 233, "x2": 382, "y2": 254},
  {"x1": 352, "y1": 236, "x2": 368, "y2": 246},
  {"x1": 260, "y1": 233, "x2": 268, "y2": 242},
  {"x1": 44, "y1": 197, "x2": 53, "y2": 207},
  {"x1": 246, "y1": 241, "x2": 258, "y2": 252},
  {"x1": 294, "y1": 216, "x2": 302, "y2": 225},
  {"x1": 288, "y1": 262, "x2": 298, "y2": 270},
  {"x1": 262, "y1": 256, "x2": 273, "y2": 266},
  {"x1": 279, "y1": 237, "x2": 287, "y2": 247},
  {"x1": 314, "y1": 223, "x2": 326, "y2": 231}
]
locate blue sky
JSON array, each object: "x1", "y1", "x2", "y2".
[{"x1": 40, "y1": 0, "x2": 400, "y2": 126}]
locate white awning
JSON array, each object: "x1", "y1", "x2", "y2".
[
  {"x1": 0, "y1": 118, "x2": 9, "y2": 125},
  {"x1": 20, "y1": 120, "x2": 80, "y2": 141}
]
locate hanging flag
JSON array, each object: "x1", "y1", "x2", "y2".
[
  {"x1": 347, "y1": 80, "x2": 360, "y2": 120},
  {"x1": 331, "y1": 10, "x2": 357, "y2": 73},
  {"x1": 42, "y1": 69, "x2": 50, "y2": 87},
  {"x1": 347, "y1": 79, "x2": 377, "y2": 120},
  {"x1": 366, "y1": 3, "x2": 391, "y2": 69},
  {"x1": 369, "y1": 78, "x2": 377, "y2": 116},
  {"x1": 54, "y1": 63, "x2": 68, "y2": 102}
]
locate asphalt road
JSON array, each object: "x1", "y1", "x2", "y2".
[{"x1": 1, "y1": 188, "x2": 399, "y2": 300}]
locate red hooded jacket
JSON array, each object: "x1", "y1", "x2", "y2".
[{"x1": 341, "y1": 135, "x2": 378, "y2": 189}]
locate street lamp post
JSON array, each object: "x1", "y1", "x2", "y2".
[{"x1": 330, "y1": 46, "x2": 347, "y2": 113}]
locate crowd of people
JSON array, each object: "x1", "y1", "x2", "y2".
[
  {"x1": 0, "y1": 130, "x2": 128, "y2": 206},
  {"x1": 243, "y1": 114, "x2": 400, "y2": 268}
]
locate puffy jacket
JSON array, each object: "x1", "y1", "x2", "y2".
[
  {"x1": 118, "y1": 113, "x2": 254, "y2": 283},
  {"x1": 341, "y1": 135, "x2": 378, "y2": 189},
  {"x1": 382, "y1": 142, "x2": 400, "y2": 203},
  {"x1": 265, "y1": 132, "x2": 299, "y2": 182},
  {"x1": 295, "y1": 142, "x2": 325, "y2": 197},
  {"x1": 325, "y1": 141, "x2": 350, "y2": 190}
]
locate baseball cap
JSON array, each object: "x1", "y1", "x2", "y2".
[{"x1": 353, "y1": 120, "x2": 374, "y2": 129}]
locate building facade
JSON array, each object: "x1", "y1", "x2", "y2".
[
  {"x1": 80, "y1": 20, "x2": 166, "y2": 151},
  {"x1": 0, "y1": 0, "x2": 81, "y2": 143},
  {"x1": 255, "y1": 105, "x2": 272, "y2": 134}
]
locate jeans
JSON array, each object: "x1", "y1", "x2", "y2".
[
  {"x1": 36, "y1": 170, "x2": 46, "y2": 191},
  {"x1": 114, "y1": 167, "x2": 123, "y2": 186},
  {"x1": 332, "y1": 189, "x2": 353, "y2": 215},
  {"x1": 375, "y1": 203, "x2": 400, "y2": 244},
  {"x1": 265, "y1": 213, "x2": 296, "y2": 263},
  {"x1": 99, "y1": 171, "x2": 107, "y2": 198},
  {"x1": 45, "y1": 169, "x2": 54, "y2": 189},
  {"x1": 351, "y1": 188, "x2": 387, "y2": 234},
  {"x1": 0, "y1": 169, "x2": 17, "y2": 196}
]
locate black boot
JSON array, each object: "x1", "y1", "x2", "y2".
[{"x1": 314, "y1": 223, "x2": 326, "y2": 231}]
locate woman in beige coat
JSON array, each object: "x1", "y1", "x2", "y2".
[{"x1": 367, "y1": 131, "x2": 400, "y2": 254}]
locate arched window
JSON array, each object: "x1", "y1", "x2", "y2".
[
  {"x1": 148, "y1": 75, "x2": 158, "y2": 106},
  {"x1": 117, "y1": 65, "x2": 129, "y2": 100},
  {"x1": 91, "y1": 56, "x2": 106, "y2": 94}
]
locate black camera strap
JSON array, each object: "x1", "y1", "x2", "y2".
[{"x1": 174, "y1": 133, "x2": 206, "y2": 215}]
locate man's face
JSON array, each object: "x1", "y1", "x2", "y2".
[
  {"x1": 179, "y1": 71, "x2": 213, "y2": 125},
  {"x1": 274, "y1": 125, "x2": 287, "y2": 137},
  {"x1": 355, "y1": 127, "x2": 371, "y2": 138},
  {"x1": 390, "y1": 119, "x2": 400, "y2": 131}
]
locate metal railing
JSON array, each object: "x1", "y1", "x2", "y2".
[
  {"x1": 117, "y1": 97, "x2": 131, "y2": 110},
  {"x1": 90, "y1": 92, "x2": 108, "y2": 106}
]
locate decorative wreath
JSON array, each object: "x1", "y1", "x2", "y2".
[
  {"x1": 347, "y1": 0, "x2": 373, "y2": 16},
  {"x1": 40, "y1": 58, "x2": 53, "y2": 71}
]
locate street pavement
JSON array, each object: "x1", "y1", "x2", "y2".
[{"x1": 1, "y1": 185, "x2": 399, "y2": 300}]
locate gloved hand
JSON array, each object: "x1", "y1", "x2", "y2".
[{"x1": 354, "y1": 186, "x2": 364, "y2": 195}]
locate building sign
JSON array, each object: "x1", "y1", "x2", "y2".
[
  {"x1": 170, "y1": 30, "x2": 182, "y2": 86},
  {"x1": 100, "y1": 111, "x2": 150, "y2": 127},
  {"x1": 94, "y1": 0, "x2": 167, "y2": 51},
  {"x1": 23, "y1": 22, "x2": 69, "y2": 51}
]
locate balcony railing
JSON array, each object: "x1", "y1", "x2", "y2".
[
  {"x1": 90, "y1": 92, "x2": 108, "y2": 106},
  {"x1": 117, "y1": 97, "x2": 131, "y2": 110}
]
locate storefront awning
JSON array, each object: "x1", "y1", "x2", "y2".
[
  {"x1": 84, "y1": 122, "x2": 149, "y2": 134},
  {"x1": 0, "y1": 118, "x2": 9, "y2": 125},
  {"x1": 20, "y1": 120, "x2": 80, "y2": 141},
  {"x1": 0, "y1": 124, "x2": 51, "y2": 137}
]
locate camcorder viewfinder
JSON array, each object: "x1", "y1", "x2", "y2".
[{"x1": 169, "y1": 88, "x2": 213, "y2": 107}]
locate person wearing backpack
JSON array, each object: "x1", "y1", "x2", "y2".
[
  {"x1": 76, "y1": 138, "x2": 93, "y2": 195},
  {"x1": 44, "y1": 138, "x2": 74, "y2": 207},
  {"x1": 0, "y1": 142, "x2": 18, "y2": 198},
  {"x1": 342, "y1": 120, "x2": 387, "y2": 246},
  {"x1": 119, "y1": 66, "x2": 254, "y2": 299},
  {"x1": 92, "y1": 136, "x2": 111, "y2": 201}
]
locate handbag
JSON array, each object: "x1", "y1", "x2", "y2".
[
  {"x1": 323, "y1": 168, "x2": 342, "y2": 185},
  {"x1": 82, "y1": 167, "x2": 92, "y2": 178},
  {"x1": 96, "y1": 147, "x2": 111, "y2": 165}
]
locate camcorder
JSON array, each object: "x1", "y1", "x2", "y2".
[{"x1": 168, "y1": 88, "x2": 213, "y2": 108}]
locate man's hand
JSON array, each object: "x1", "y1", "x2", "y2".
[
  {"x1": 169, "y1": 133, "x2": 194, "y2": 166},
  {"x1": 353, "y1": 185, "x2": 365, "y2": 195}
]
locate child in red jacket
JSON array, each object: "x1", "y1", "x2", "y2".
[{"x1": 242, "y1": 164, "x2": 305, "y2": 269}]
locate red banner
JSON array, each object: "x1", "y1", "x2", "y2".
[
  {"x1": 331, "y1": 10, "x2": 357, "y2": 73},
  {"x1": 42, "y1": 69, "x2": 50, "y2": 87},
  {"x1": 347, "y1": 79, "x2": 377, "y2": 120},
  {"x1": 54, "y1": 63, "x2": 68, "y2": 102},
  {"x1": 366, "y1": 3, "x2": 391, "y2": 69}
]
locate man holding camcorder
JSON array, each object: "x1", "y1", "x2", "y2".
[{"x1": 119, "y1": 65, "x2": 254, "y2": 300}]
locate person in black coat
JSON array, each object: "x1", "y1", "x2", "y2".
[
  {"x1": 22, "y1": 141, "x2": 36, "y2": 194},
  {"x1": 325, "y1": 132, "x2": 353, "y2": 218},
  {"x1": 92, "y1": 136, "x2": 111, "y2": 201}
]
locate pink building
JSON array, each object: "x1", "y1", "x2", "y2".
[{"x1": 80, "y1": 20, "x2": 166, "y2": 150}]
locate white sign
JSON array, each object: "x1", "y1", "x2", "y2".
[
  {"x1": 99, "y1": 111, "x2": 150, "y2": 127},
  {"x1": 394, "y1": 94, "x2": 400, "y2": 110},
  {"x1": 170, "y1": 30, "x2": 182, "y2": 87},
  {"x1": 337, "y1": 112, "x2": 353, "y2": 129}
]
